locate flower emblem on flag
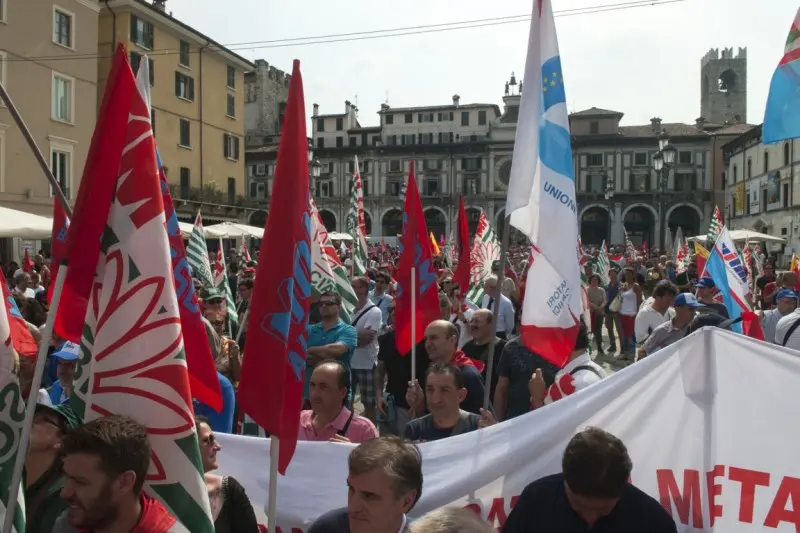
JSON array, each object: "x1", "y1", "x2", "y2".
[{"x1": 470, "y1": 241, "x2": 500, "y2": 284}]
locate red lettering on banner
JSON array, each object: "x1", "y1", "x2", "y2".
[
  {"x1": 764, "y1": 476, "x2": 800, "y2": 531},
  {"x1": 706, "y1": 465, "x2": 725, "y2": 527},
  {"x1": 729, "y1": 466, "x2": 770, "y2": 523},
  {"x1": 486, "y1": 497, "x2": 508, "y2": 529},
  {"x1": 657, "y1": 468, "x2": 703, "y2": 528}
]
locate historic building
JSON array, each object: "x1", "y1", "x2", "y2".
[
  {"x1": 244, "y1": 48, "x2": 747, "y2": 248},
  {"x1": 724, "y1": 125, "x2": 800, "y2": 261}
]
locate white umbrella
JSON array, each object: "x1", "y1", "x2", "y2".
[
  {"x1": 328, "y1": 232, "x2": 353, "y2": 241},
  {"x1": 178, "y1": 221, "x2": 193, "y2": 238},
  {"x1": 689, "y1": 229, "x2": 786, "y2": 244},
  {"x1": 0, "y1": 206, "x2": 54, "y2": 239},
  {"x1": 204, "y1": 222, "x2": 264, "y2": 239}
]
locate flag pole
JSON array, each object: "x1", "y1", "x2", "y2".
[
  {"x1": 484, "y1": 215, "x2": 511, "y2": 411},
  {"x1": 0, "y1": 81, "x2": 72, "y2": 218},
  {"x1": 3, "y1": 265, "x2": 68, "y2": 533},
  {"x1": 267, "y1": 435, "x2": 280, "y2": 533},
  {"x1": 411, "y1": 267, "x2": 416, "y2": 382}
]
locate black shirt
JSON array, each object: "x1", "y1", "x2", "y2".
[
  {"x1": 404, "y1": 411, "x2": 480, "y2": 442},
  {"x1": 497, "y1": 337, "x2": 559, "y2": 420},
  {"x1": 504, "y1": 473, "x2": 677, "y2": 533},
  {"x1": 307, "y1": 507, "x2": 349, "y2": 533},
  {"x1": 377, "y1": 331, "x2": 429, "y2": 409},
  {"x1": 461, "y1": 338, "x2": 505, "y2": 402}
]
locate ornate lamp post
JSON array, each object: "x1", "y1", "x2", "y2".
[{"x1": 653, "y1": 132, "x2": 677, "y2": 251}]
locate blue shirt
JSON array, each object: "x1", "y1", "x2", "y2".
[
  {"x1": 194, "y1": 372, "x2": 236, "y2": 434},
  {"x1": 305, "y1": 319, "x2": 358, "y2": 399},
  {"x1": 47, "y1": 381, "x2": 69, "y2": 405}
]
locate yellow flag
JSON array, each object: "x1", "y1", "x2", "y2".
[{"x1": 429, "y1": 232, "x2": 441, "y2": 255}]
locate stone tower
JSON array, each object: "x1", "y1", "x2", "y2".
[{"x1": 700, "y1": 47, "x2": 747, "y2": 124}]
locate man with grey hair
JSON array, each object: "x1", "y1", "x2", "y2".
[
  {"x1": 411, "y1": 508, "x2": 494, "y2": 533},
  {"x1": 480, "y1": 276, "x2": 514, "y2": 339}
]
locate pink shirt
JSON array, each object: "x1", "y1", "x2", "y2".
[{"x1": 298, "y1": 407, "x2": 379, "y2": 443}]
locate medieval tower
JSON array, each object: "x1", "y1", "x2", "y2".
[{"x1": 700, "y1": 47, "x2": 747, "y2": 124}]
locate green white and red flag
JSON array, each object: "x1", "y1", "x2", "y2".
[
  {"x1": 346, "y1": 156, "x2": 369, "y2": 275},
  {"x1": 74, "y1": 54, "x2": 213, "y2": 533},
  {"x1": 465, "y1": 210, "x2": 500, "y2": 306},
  {"x1": 707, "y1": 205, "x2": 723, "y2": 246}
]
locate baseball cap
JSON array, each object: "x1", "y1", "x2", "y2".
[
  {"x1": 674, "y1": 293, "x2": 705, "y2": 308},
  {"x1": 776, "y1": 288, "x2": 799, "y2": 300},
  {"x1": 36, "y1": 402, "x2": 81, "y2": 431},
  {"x1": 695, "y1": 277, "x2": 716, "y2": 289},
  {"x1": 52, "y1": 341, "x2": 80, "y2": 361},
  {"x1": 200, "y1": 287, "x2": 224, "y2": 302}
]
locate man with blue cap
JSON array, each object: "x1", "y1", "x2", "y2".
[
  {"x1": 640, "y1": 293, "x2": 705, "y2": 357},
  {"x1": 47, "y1": 341, "x2": 79, "y2": 406},
  {"x1": 766, "y1": 289, "x2": 800, "y2": 345},
  {"x1": 694, "y1": 277, "x2": 730, "y2": 319}
]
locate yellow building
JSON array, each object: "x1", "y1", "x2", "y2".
[{"x1": 98, "y1": 0, "x2": 253, "y2": 221}]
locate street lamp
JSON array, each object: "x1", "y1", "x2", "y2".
[
  {"x1": 310, "y1": 158, "x2": 322, "y2": 178},
  {"x1": 604, "y1": 173, "x2": 615, "y2": 200},
  {"x1": 653, "y1": 132, "x2": 676, "y2": 251}
]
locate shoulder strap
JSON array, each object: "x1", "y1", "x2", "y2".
[
  {"x1": 570, "y1": 364, "x2": 604, "y2": 380},
  {"x1": 352, "y1": 305, "x2": 376, "y2": 328},
  {"x1": 337, "y1": 410, "x2": 356, "y2": 437},
  {"x1": 782, "y1": 317, "x2": 800, "y2": 346}
]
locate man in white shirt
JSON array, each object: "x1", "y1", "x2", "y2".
[
  {"x1": 634, "y1": 280, "x2": 677, "y2": 348},
  {"x1": 480, "y1": 276, "x2": 514, "y2": 339},
  {"x1": 369, "y1": 271, "x2": 394, "y2": 328},
  {"x1": 350, "y1": 277, "x2": 384, "y2": 422},
  {"x1": 762, "y1": 289, "x2": 798, "y2": 345}
]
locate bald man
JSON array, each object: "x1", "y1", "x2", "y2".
[
  {"x1": 406, "y1": 320, "x2": 487, "y2": 415},
  {"x1": 461, "y1": 309, "x2": 506, "y2": 402}
]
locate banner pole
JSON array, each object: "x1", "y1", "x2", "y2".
[
  {"x1": 484, "y1": 216, "x2": 511, "y2": 412},
  {"x1": 3, "y1": 265, "x2": 68, "y2": 533},
  {"x1": 0, "y1": 81, "x2": 72, "y2": 218},
  {"x1": 267, "y1": 435, "x2": 280, "y2": 533},
  {"x1": 411, "y1": 267, "x2": 416, "y2": 383}
]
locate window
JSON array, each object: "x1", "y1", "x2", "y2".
[
  {"x1": 336, "y1": 136, "x2": 343, "y2": 148},
  {"x1": 385, "y1": 115, "x2": 394, "y2": 125},
  {"x1": 179, "y1": 119, "x2": 190, "y2": 147},
  {"x1": 255, "y1": 164, "x2": 266, "y2": 176},
  {"x1": 327, "y1": 162, "x2": 335, "y2": 173},
  {"x1": 438, "y1": 132, "x2": 454, "y2": 144},
  {"x1": 387, "y1": 180, "x2": 402, "y2": 196},
  {"x1": 179, "y1": 167, "x2": 190, "y2": 198},
  {"x1": 589, "y1": 121, "x2": 599, "y2": 134},
  {"x1": 360, "y1": 160, "x2": 370, "y2": 173},
  {"x1": 588, "y1": 153, "x2": 603, "y2": 166},
  {"x1": 315, "y1": 180, "x2": 332, "y2": 198},
  {"x1": 628, "y1": 173, "x2": 650, "y2": 192},
  {"x1": 733, "y1": 164, "x2": 738, "y2": 182},
  {"x1": 223, "y1": 133, "x2": 240, "y2": 160},
  {"x1": 129, "y1": 53, "x2": 154, "y2": 86},
  {"x1": 784, "y1": 182, "x2": 790, "y2": 208},
  {"x1": 227, "y1": 177, "x2": 236, "y2": 204},
  {"x1": 249, "y1": 181, "x2": 266, "y2": 200},
  {"x1": 50, "y1": 149, "x2": 71, "y2": 199},
  {"x1": 349, "y1": 136, "x2": 356, "y2": 147},
  {"x1": 362, "y1": 178, "x2": 369, "y2": 196},
  {"x1": 419, "y1": 133, "x2": 433, "y2": 144},
  {"x1": 348, "y1": 161, "x2": 355, "y2": 173},
  {"x1": 674, "y1": 173, "x2": 697, "y2": 191},
  {"x1": 179, "y1": 40, "x2": 190, "y2": 67},
  {"x1": 53, "y1": 8, "x2": 73, "y2": 48},
  {"x1": 404, "y1": 113, "x2": 412, "y2": 124},
  {"x1": 747, "y1": 157, "x2": 752, "y2": 179},
  {"x1": 463, "y1": 177, "x2": 479, "y2": 196},
  {"x1": 316, "y1": 137, "x2": 324, "y2": 149},
  {"x1": 0, "y1": 51, "x2": 7, "y2": 98},
  {"x1": 130, "y1": 15, "x2": 154, "y2": 49},
  {"x1": 478, "y1": 110, "x2": 487, "y2": 125},
  {"x1": 389, "y1": 160, "x2": 401, "y2": 172},
  {"x1": 679, "y1": 151, "x2": 692, "y2": 165},
  {"x1": 385, "y1": 135, "x2": 396, "y2": 146},
  {"x1": 418, "y1": 113, "x2": 434, "y2": 123},
  {"x1": 226, "y1": 94, "x2": 235, "y2": 117},
  {"x1": 463, "y1": 157, "x2": 481, "y2": 171},
  {"x1": 316, "y1": 118, "x2": 325, "y2": 132},
  {"x1": 336, "y1": 117, "x2": 343, "y2": 131},
  {"x1": 461, "y1": 111, "x2": 470, "y2": 126},
  {"x1": 0, "y1": 0, "x2": 5, "y2": 22},
  {"x1": 423, "y1": 160, "x2": 441, "y2": 171},
  {"x1": 400, "y1": 134, "x2": 407, "y2": 145},
  {"x1": 634, "y1": 152, "x2": 647, "y2": 166},
  {"x1": 423, "y1": 179, "x2": 439, "y2": 196},
  {"x1": 764, "y1": 151, "x2": 769, "y2": 174},
  {"x1": 226, "y1": 66, "x2": 235, "y2": 89},
  {"x1": 174, "y1": 72, "x2": 195, "y2": 101},
  {"x1": 372, "y1": 136, "x2": 380, "y2": 146},
  {"x1": 51, "y1": 73, "x2": 73, "y2": 123}
]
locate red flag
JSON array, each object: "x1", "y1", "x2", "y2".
[
  {"x1": 741, "y1": 311, "x2": 764, "y2": 341},
  {"x1": 453, "y1": 196, "x2": 471, "y2": 294},
  {"x1": 381, "y1": 237, "x2": 386, "y2": 254},
  {"x1": 238, "y1": 60, "x2": 310, "y2": 475},
  {"x1": 54, "y1": 45, "x2": 137, "y2": 342},
  {"x1": 22, "y1": 249, "x2": 33, "y2": 273},
  {"x1": 47, "y1": 200, "x2": 70, "y2": 304},
  {"x1": 0, "y1": 268, "x2": 38, "y2": 357},
  {"x1": 394, "y1": 163, "x2": 440, "y2": 355}
]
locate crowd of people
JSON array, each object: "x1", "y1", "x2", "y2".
[{"x1": 11, "y1": 237, "x2": 791, "y2": 532}]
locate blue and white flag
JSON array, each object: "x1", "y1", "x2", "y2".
[
  {"x1": 506, "y1": 0, "x2": 579, "y2": 367},
  {"x1": 706, "y1": 227, "x2": 753, "y2": 334}
]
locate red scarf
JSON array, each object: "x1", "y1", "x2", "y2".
[
  {"x1": 452, "y1": 350, "x2": 485, "y2": 373},
  {"x1": 79, "y1": 494, "x2": 176, "y2": 533}
]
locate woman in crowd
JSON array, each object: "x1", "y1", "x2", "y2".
[
  {"x1": 195, "y1": 416, "x2": 260, "y2": 533},
  {"x1": 618, "y1": 268, "x2": 642, "y2": 358}
]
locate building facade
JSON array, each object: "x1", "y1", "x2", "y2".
[
  {"x1": 98, "y1": 0, "x2": 254, "y2": 223},
  {"x1": 0, "y1": 0, "x2": 100, "y2": 217},
  {"x1": 724, "y1": 125, "x2": 800, "y2": 261}
]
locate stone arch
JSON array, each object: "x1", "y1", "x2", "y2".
[
  {"x1": 424, "y1": 206, "x2": 448, "y2": 241},
  {"x1": 248, "y1": 210, "x2": 268, "y2": 228},
  {"x1": 622, "y1": 203, "x2": 658, "y2": 221},
  {"x1": 382, "y1": 209, "x2": 403, "y2": 238},
  {"x1": 319, "y1": 209, "x2": 337, "y2": 232},
  {"x1": 666, "y1": 203, "x2": 703, "y2": 239},
  {"x1": 578, "y1": 203, "x2": 612, "y2": 221},
  {"x1": 362, "y1": 207, "x2": 373, "y2": 236},
  {"x1": 580, "y1": 205, "x2": 611, "y2": 245},
  {"x1": 622, "y1": 204, "x2": 657, "y2": 246}
]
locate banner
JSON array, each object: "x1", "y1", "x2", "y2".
[{"x1": 217, "y1": 328, "x2": 800, "y2": 532}]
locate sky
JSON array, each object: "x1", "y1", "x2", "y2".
[{"x1": 165, "y1": 0, "x2": 797, "y2": 128}]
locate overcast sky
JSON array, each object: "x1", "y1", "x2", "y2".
[{"x1": 166, "y1": 0, "x2": 796, "y2": 128}]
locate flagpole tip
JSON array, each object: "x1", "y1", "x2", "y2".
[{"x1": 293, "y1": 59, "x2": 301, "y2": 71}]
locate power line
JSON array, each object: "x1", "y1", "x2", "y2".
[{"x1": 5, "y1": 0, "x2": 685, "y2": 63}]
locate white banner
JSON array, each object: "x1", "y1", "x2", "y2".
[{"x1": 217, "y1": 328, "x2": 800, "y2": 532}]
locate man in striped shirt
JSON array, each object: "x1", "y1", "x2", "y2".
[{"x1": 762, "y1": 289, "x2": 798, "y2": 345}]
